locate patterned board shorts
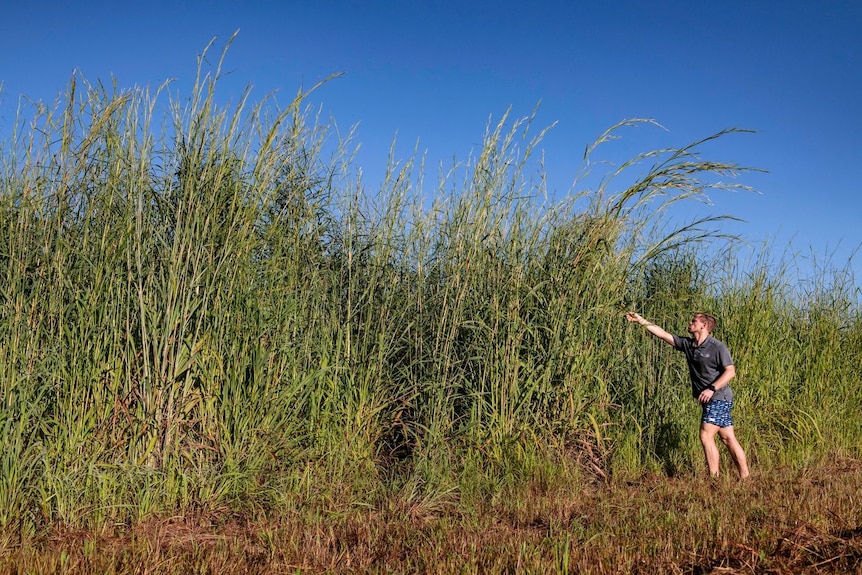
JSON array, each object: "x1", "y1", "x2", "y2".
[{"x1": 702, "y1": 399, "x2": 734, "y2": 428}]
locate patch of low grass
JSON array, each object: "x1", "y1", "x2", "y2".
[{"x1": 2, "y1": 454, "x2": 859, "y2": 574}]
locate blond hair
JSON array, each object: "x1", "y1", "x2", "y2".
[{"x1": 693, "y1": 312, "x2": 717, "y2": 333}]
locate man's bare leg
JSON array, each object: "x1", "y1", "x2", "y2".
[
  {"x1": 718, "y1": 426, "x2": 750, "y2": 479},
  {"x1": 700, "y1": 423, "x2": 721, "y2": 477}
]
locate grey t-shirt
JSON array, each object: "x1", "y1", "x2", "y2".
[{"x1": 671, "y1": 335, "x2": 734, "y2": 401}]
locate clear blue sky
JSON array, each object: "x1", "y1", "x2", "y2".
[{"x1": 2, "y1": 0, "x2": 860, "y2": 286}]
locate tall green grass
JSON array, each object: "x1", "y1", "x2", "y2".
[{"x1": 0, "y1": 43, "x2": 859, "y2": 533}]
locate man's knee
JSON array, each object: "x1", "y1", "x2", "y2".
[
  {"x1": 700, "y1": 428, "x2": 717, "y2": 443},
  {"x1": 718, "y1": 429, "x2": 740, "y2": 448}
]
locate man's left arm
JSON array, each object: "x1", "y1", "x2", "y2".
[{"x1": 698, "y1": 364, "x2": 735, "y2": 403}]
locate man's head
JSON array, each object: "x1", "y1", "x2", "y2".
[{"x1": 688, "y1": 312, "x2": 716, "y2": 334}]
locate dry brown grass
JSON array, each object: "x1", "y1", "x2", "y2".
[{"x1": 1, "y1": 456, "x2": 859, "y2": 574}]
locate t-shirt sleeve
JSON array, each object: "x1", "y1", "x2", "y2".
[
  {"x1": 717, "y1": 342, "x2": 733, "y2": 367},
  {"x1": 672, "y1": 334, "x2": 686, "y2": 351}
]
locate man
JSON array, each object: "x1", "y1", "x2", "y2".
[{"x1": 625, "y1": 311, "x2": 750, "y2": 479}]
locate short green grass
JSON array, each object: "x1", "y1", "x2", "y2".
[{"x1": 2, "y1": 456, "x2": 860, "y2": 573}]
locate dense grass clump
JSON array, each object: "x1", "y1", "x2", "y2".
[{"x1": 0, "y1": 42, "x2": 859, "y2": 565}]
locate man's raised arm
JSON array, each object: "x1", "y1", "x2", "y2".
[{"x1": 625, "y1": 312, "x2": 675, "y2": 346}]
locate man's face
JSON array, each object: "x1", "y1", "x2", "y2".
[{"x1": 687, "y1": 316, "x2": 705, "y2": 334}]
